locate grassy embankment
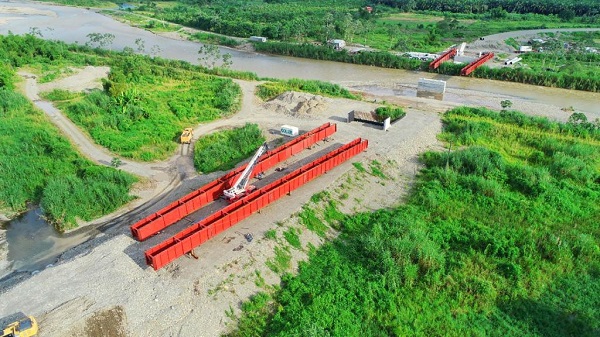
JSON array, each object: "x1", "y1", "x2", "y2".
[
  {"x1": 227, "y1": 107, "x2": 600, "y2": 336},
  {"x1": 0, "y1": 35, "x2": 136, "y2": 231},
  {"x1": 256, "y1": 79, "x2": 358, "y2": 101}
]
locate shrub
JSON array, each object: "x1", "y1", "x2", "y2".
[
  {"x1": 374, "y1": 106, "x2": 406, "y2": 121},
  {"x1": 193, "y1": 123, "x2": 265, "y2": 173}
]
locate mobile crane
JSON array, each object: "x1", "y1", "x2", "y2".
[{"x1": 223, "y1": 142, "x2": 268, "y2": 203}]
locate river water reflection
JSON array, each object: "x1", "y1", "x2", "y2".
[{"x1": 1, "y1": 207, "x2": 95, "y2": 279}]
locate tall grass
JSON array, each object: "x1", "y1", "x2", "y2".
[
  {"x1": 228, "y1": 107, "x2": 600, "y2": 336},
  {"x1": 257, "y1": 78, "x2": 357, "y2": 100},
  {"x1": 51, "y1": 55, "x2": 243, "y2": 161},
  {"x1": 193, "y1": 123, "x2": 266, "y2": 173},
  {"x1": 0, "y1": 88, "x2": 136, "y2": 231}
]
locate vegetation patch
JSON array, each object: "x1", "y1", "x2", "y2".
[
  {"x1": 265, "y1": 246, "x2": 292, "y2": 274},
  {"x1": 0, "y1": 86, "x2": 135, "y2": 231},
  {"x1": 298, "y1": 206, "x2": 328, "y2": 238},
  {"x1": 264, "y1": 229, "x2": 277, "y2": 240},
  {"x1": 225, "y1": 292, "x2": 274, "y2": 337},
  {"x1": 323, "y1": 200, "x2": 345, "y2": 230},
  {"x1": 352, "y1": 162, "x2": 366, "y2": 173},
  {"x1": 230, "y1": 106, "x2": 600, "y2": 336},
  {"x1": 374, "y1": 105, "x2": 406, "y2": 122},
  {"x1": 310, "y1": 191, "x2": 329, "y2": 203},
  {"x1": 193, "y1": 123, "x2": 265, "y2": 173},
  {"x1": 53, "y1": 55, "x2": 242, "y2": 161},
  {"x1": 283, "y1": 228, "x2": 302, "y2": 250},
  {"x1": 190, "y1": 32, "x2": 241, "y2": 47},
  {"x1": 41, "y1": 89, "x2": 82, "y2": 101},
  {"x1": 256, "y1": 78, "x2": 357, "y2": 100},
  {"x1": 368, "y1": 159, "x2": 387, "y2": 179}
]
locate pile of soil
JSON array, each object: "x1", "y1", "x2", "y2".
[
  {"x1": 263, "y1": 92, "x2": 328, "y2": 119},
  {"x1": 352, "y1": 110, "x2": 379, "y2": 122}
]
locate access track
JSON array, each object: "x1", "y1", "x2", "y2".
[{"x1": 145, "y1": 137, "x2": 369, "y2": 270}]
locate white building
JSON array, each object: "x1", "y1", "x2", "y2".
[{"x1": 328, "y1": 39, "x2": 346, "y2": 50}]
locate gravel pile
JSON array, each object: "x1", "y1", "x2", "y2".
[{"x1": 263, "y1": 92, "x2": 328, "y2": 119}]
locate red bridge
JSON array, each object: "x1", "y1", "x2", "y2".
[
  {"x1": 429, "y1": 48, "x2": 457, "y2": 70},
  {"x1": 130, "y1": 123, "x2": 337, "y2": 241},
  {"x1": 145, "y1": 137, "x2": 369, "y2": 270},
  {"x1": 461, "y1": 52, "x2": 494, "y2": 76}
]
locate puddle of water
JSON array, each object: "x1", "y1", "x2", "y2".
[{"x1": 2, "y1": 207, "x2": 94, "y2": 278}]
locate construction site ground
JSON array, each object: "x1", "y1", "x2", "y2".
[{"x1": 0, "y1": 65, "x2": 595, "y2": 337}]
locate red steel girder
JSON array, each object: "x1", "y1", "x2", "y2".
[
  {"x1": 460, "y1": 52, "x2": 494, "y2": 76},
  {"x1": 429, "y1": 48, "x2": 457, "y2": 70},
  {"x1": 145, "y1": 138, "x2": 369, "y2": 270},
  {"x1": 130, "y1": 122, "x2": 337, "y2": 241}
]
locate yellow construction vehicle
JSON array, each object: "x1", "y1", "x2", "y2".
[
  {"x1": 180, "y1": 127, "x2": 193, "y2": 144},
  {"x1": 1, "y1": 313, "x2": 38, "y2": 337}
]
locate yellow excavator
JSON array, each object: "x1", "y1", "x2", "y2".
[
  {"x1": 1, "y1": 314, "x2": 38, "y2": 337},
  {"x1": 180, "y1": 127, "x2": 193, "y2": 144}
]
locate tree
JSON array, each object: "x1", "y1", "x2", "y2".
[
  {"x1": 197, "y1": 44, "x2": 232, "y2": 69},
  {"x1": 135, "y1": 38, "x2": 146, "y2": 53},
  {"x1": 150, "y1": 44, "x2": 162, "y2": 57},
  {"x1": 85, "y1": 33, "x2": 115, "y2": 49},
  {"x1": 324, "y1": 13, "x2": 335, "y2": 42},
  {"x1": 500, "y1": 99, "x2": 513, "y2": 110},
  {"x1": 111, "y1": 157, "x2": 123, "y2": 168},
  {"x1": 558, "y1": 9, "x2": 576, "y2": 21},
  {"x1": 490, "y1": 7, "x2": 508, "y2": 19},
  {"x1": 568, "y1": 112, "x2": 588, "y2": 125},
  {"x1": 28, "y1": 27, "x2": 42, "y2": 37}
]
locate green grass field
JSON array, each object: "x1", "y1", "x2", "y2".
[{"x1": 228, "y1": 107, "x2": 600, "y2": 336}]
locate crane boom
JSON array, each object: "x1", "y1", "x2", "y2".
[{"x1": 223, "y1": 142, "x2": 268, "y2": 201}]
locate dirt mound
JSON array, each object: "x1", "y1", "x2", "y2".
[
  {"x1": 263, "y1": 91, "x2": 329, "y2": 119},
  {"x1": 353, "y1": 110, "x2": 378, "y2": 122}
]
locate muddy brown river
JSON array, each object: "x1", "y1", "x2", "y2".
[
  {"x1": 0, "y1": 0, "x2": 598, "y2": 278},
  {"x1": 1, "y1": 1, "x2": 599, "y2": 113}
]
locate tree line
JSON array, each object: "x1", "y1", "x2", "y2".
[
  {"x1": 375, "y1": 0, "x2": 599, "y2": 16},
  {"x1": 254, "y1": 41, "x2": 600, "y2": 92}
]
